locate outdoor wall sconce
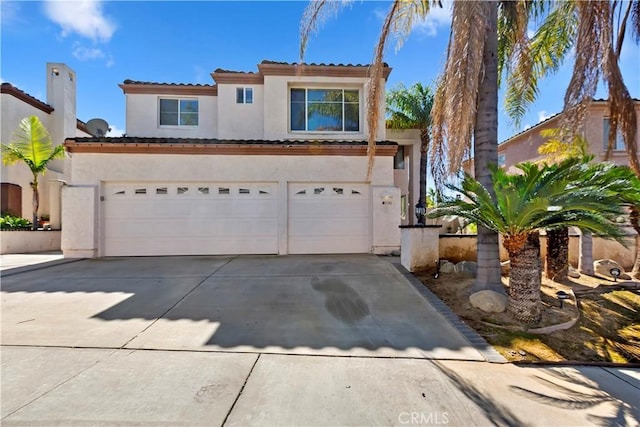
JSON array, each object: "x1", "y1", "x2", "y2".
[
  {"x1": 51, "y1": 67, "x2": 60, "y2": 76},
  {"x1": 381, "y1": 193, "x2": 393, "y2": 205},
  {"x1": 415, "y1": 201, "x2": 426, "y2": 225},
  {"x1": 610, "y1": 268, "x2": 621, "y2": 282},
  {"x1": 556, "y1": 290, "x2": 569, "y2": 308}
]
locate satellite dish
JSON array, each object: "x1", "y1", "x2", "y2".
[{"x1": 86, "y1": 118, "x2": 111, "y2": 137}]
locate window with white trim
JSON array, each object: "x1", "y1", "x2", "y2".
[
  {"x1": 290, "y1": 88, "x2": 359, "y2": 132},
  {"x1": 159, "y1": 98, "x2": 198, "y2": 126},
  {"x1": 236, "y1": 87, "x2": 253, "y2": 104},
  {"x1": 602, "y1": 118, "x2": 625, "y2": 151}
]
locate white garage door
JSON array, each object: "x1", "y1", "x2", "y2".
[
  {"x1": 103, "y1": 182, "x2": 278, "y2": 256},
  {"x1": 288, "y1": 183, "x2": 370, "y2": 254}
]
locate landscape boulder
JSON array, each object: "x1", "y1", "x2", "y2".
[
  {"x1": 469, "y1": 290, "x2": 507, "y2": 313},
  {"x1": 439, "y1": 261, "x2": 455, "y2": 274},
  {"x1": 455, "y1": 261, "x2": 478, "y2": 277},
  {"x1": 568, "y1": 266, "x2": 581, "y2": 279},
  {"x1": 594, "y1": 259, "x2": 632, "y2": 280}
]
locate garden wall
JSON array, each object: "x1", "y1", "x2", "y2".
[
  {"x1": 1, "y1": 231, "x2": 61, "y2": 254},
  {"x1": 438, "y1": 233, "x2": 636, "y2": 270}
]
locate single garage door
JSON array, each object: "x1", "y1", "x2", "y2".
[
  {"x1": 103, "y1": 182, "x2": 278, "y2": 256},
  {"x1": 288, "y1": 183, "x2": 370, "y2": 254}
]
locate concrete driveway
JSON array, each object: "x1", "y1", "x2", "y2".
[
  {"x1": 1, "y1": 254, "x2": 487, "y2": 359},
  {"x1": 2, "y1": 255, "x2": 638, "y2": 426}
]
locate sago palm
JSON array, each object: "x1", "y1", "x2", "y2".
[
  {"x1": 429, "y1": 158, "x2": 632, "y2": 324},
  {"x1": 386, "y1": 82, "x2": 435, "y2": 221},
  {"x1": 1, "y1": 116, "x2": 65, "y2": 230}
]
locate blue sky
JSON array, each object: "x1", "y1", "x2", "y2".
[{"x1": 2, "y1": 1, "x2": 639, "y2": 141}]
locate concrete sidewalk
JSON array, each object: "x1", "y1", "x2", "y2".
[{"x1": 2, "y1": 346, "x2": 638, "y2": 426}]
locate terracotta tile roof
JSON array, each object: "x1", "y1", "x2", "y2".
[
  {"x1": 260, "y1": 59, "x2": 390, "y2": 68},
  {"x1": 64, "y1": 137, "x2": 398, "y2": 156},
  {"x1": 67, "y1": 136, "x2": 398, "y2": 146},
  {"x1": 122, "y1": 79, "x2": 215, "y2": 87},
  {"x1": 1, "y1": 82, "x2": 53, "y2": 113}
]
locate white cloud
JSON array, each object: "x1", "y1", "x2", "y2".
[
  {"x1": 106, "y1": 125, "x2": 125, "y2": 137},
  {"x1": 72, "y1": 43, "x2": 105, "y2": 61},
  {"x1": 412, "y1": 1, "x2": 452, "y2": 37},
  {"x1": 538, "y1": 110, "x2": 551, "y2": 123},
  {"x1": 527, "y1": 28, "x2": 535, "y2": 39},
  {"x1": 523, "y1": 123, "x2": 532, "y2": 131},
  {"x1": 44, "y1": 0, "x2": 115, "y2": 42}
]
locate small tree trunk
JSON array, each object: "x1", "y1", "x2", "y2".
[
  {"x1": 505, "y1": 232, "x2": 542, "y2": 324},
  {"x1": 419, "y1": 131, "x2": 428, "y2": 203},
  {"x1": 545, "y1": 227, "x2": 569, "y2": 281},
  {"x1": 31, "y1": 175, "x2": 39, "y2": 231},
  {"x1": 579, "y1": 230, "x2": 594, "y2": 275}
]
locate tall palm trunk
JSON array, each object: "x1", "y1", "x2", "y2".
[
  {"x1": 473, "y1": 1, "x2": 503, "y2": 293},
  {"x1": 579, "y1": 230, "x2": 594, "y2": 275},
  {"x1": 631, "y1": 205, "x2": 640, "y2": 278},
  {"x1": 31, "y1": 174, "x2": 39, "y2": 231},
  {"x1": 419, "y1": 129, "x2": 429, "y2": 217},
  {"x1": 504, "y1": 232, "x2": 542, "y2": 324},
  {"x1": 546, "y1": 227, "x2": 569, "y2": 281}
]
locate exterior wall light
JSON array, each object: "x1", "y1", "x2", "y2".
[
  {"x1": 415, "y1": 201, "x2": 426, "y2": 225},
  {"x1": 610, "y1": 267, "x2": 621, "y2": 282},
  {"x1": 381, "y1": 193, "x2": 393, "y2": 205}
]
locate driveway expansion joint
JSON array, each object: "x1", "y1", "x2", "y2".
[{"x1": 222, "y1": 353, "x2": 261, "y2": 426}]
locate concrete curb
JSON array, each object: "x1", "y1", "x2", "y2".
[
  {"x1": 1, "y1": 258, "x2": 84, "y2": 278},
  {"x1": 391, "y1": 261, "x2": 507, "y2": 364}
]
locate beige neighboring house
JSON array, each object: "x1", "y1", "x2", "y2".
[
  {"x1": 1, "y1": 63, "x2": 91, "y2": 228},
  {"x1": 62, "y1": 60, "x2": 423, "y2": 258},
  {"x1": 497, "y1": 99, "x2": 640, "y2": 171}
]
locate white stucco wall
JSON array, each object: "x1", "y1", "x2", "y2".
[
  {"x1": 217, "y1": 84, "x2": 264, "y2": 139},
  {"x1": 0, "y1": 230, "x2": 61, "y2": 254},
  {"x1": 65, "y1": 152, "x2": 398, "y2": 257},
  {"x1": 124, "y1": 93, "x2": 218, "y2": 138},
  {"x1": 61, "y1": 185, "x2": 98, "y2": 258},
  {"x1": 263, "y1": 75, "x2": 386, "y2": 141}
]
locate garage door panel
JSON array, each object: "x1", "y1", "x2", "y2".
[
  {"x1": 288, "y1": 182, "x2": 370, "y2": 254},
  {"x1": 103, "y1": 182, "x2": 278, "y2": 256}
]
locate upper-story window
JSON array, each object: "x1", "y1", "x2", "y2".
[
  {"x1": 498, "y1": 153, "x2": 506, "y2": 167},
  {"x1": 159, "y1": 98, "x2": 198, "y2": 126},
  {"x1": 602, "y1": 118, "x2": 625, "y2": 151},
  {"x1": 236, "y1": 87, "x2": 253, "y2": 104},
  {"x1": 290, "y1": 88, "x2": 359, "y2": 132}
]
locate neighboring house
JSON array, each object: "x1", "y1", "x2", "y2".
[
  {"x1": 497, "y1": 99, "x2": 640, "y2": 171},
  {"x1": 63, "y1": 60, "x2": 419, "y2": 258},
  {"x1": 1, "y1": 63, "x2": 90, "y2": 227}
]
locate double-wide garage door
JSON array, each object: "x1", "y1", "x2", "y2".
[{"x1": 103, "y1": 182, "x2": 370, "y2": 256}]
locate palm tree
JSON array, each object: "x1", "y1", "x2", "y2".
[
  {"x1": 386, "y1": 82, "x2": 434, "y2": 223},
  {"x1": 1, "y1": 116, "x2": 65, "y2": 230},
  {"x1": 536, "y1": 129, "x2": 589, "y2": 281},
  {"x1": 429, "y1": 158, "x2": 633, "y2": 324}
]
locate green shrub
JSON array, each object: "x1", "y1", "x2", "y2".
[{"x1": 0, "y1": 214, "x2": 32, "y2": 230}]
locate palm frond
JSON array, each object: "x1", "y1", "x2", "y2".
[
  {"x1": 299, "y1": 0, "x2": 352, "y2": 61},
  {"x1": 431, "y1": 0, "x2": 487, "y2": 189},
  {"x1": 2, "y1": 116, "x2": 64, "y2": 173}
]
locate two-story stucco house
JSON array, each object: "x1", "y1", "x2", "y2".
[
  {"x1": 497, "y1": 99, "x2": 640, "y2": 171},
  {"x1": 62, "y1": 60, "x2": 420, "y2": 258},
  {"x1": 1, "y1": 63, "x2": 90, "y2": 228}
]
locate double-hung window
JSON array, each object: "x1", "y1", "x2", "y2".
[
  {"x1": 236, "y1": 87, "x2": 253, "y2": 104},
  {"x1": 290, "y1": 88, "x2": 359, "y2": 132},
  {"x1": 602, "y1": 118, "x2": 625, "y2": 151},
  {"x1": 159, "y1": 98, "x2": 198, "y2": 126}
]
